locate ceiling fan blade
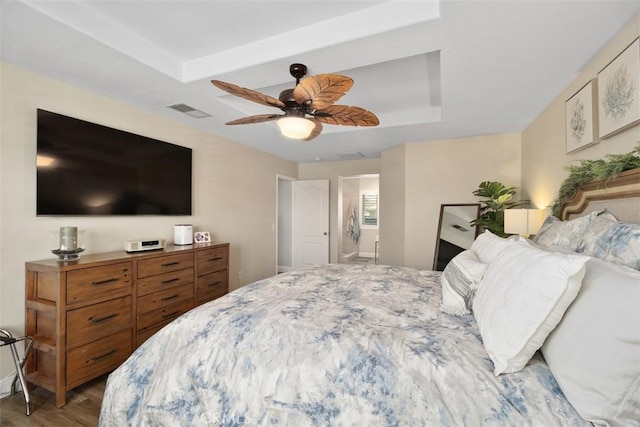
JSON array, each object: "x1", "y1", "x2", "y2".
[
  {"x1": 313, "y1": 105, "x2": 379, "y2": 127},
  {"x1": 211, "y1": 80, "x2": 285, "y2": 110},
  {"x1": 302, "y1": 119, "x2": 323, "y2": 141},
  {"x1": 225, "y1": 114, "x2": 283, "y2": 125},
  {"x1": 293, "y1": 74, "x2": 353, "y2": 110}
]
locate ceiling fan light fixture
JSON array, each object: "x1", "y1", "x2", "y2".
[
  {"x1": 277, "y1": 116, "x2": 315, "y2": 140},
  {"x1": 212, "y1": 63, "x2": 378, "y2": 141}
]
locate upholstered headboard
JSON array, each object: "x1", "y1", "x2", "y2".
[{"x1": 562, "y1": 168, "x2": 640, "y2": 223}]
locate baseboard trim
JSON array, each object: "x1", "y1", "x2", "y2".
[{"x1": 277, "y1": 265, "x2": 293, "y2": 273}]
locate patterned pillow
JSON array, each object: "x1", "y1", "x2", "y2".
[
  {"x1": 577, "y1": 217, "x2": 640, "y2": 271},
  {"x1": 535, "y1": 215, "x2": 560, "y2": 238},
  {"x1": 440, "y1": 250, "x2": 488, "y2": 315},
  {"x1": 534, "y1": 211, "x2": 616, "y2": 250}
]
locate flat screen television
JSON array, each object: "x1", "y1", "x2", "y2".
[{"x1": 37, "y1": 109, "x2": 192, "y2": 216}]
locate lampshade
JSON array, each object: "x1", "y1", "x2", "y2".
[
  {"x1": 504, "y1": 209, "x2": 546, "y2": 236},
  {"x1": 277, "y1": 116, "x2": 315, "y2": 139}
]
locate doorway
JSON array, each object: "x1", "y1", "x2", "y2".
[
  {"x1": 337, "y1": 174, "x2": 380, "y2": 264},
  {"x1": 276, "y1": 176, "x2": 329, "y2": 273}
]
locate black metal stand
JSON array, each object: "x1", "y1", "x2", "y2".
[{"x1": 1, "y1": 330, "x2": 34, "y2": 416}]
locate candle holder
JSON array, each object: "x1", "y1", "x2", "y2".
[
  {"x1": 51, "y1": 247, "x2": 85, "y2": 261},
  {"x1": 51, "y1": 227, "x2": 86, "y2": 261}
]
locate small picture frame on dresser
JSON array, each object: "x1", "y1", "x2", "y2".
[{"x1": 194, "y1": 231, "x2": 211, "y2": 243}]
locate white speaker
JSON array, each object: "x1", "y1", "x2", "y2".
[{"x1": 174, "y1": 224, "x2": 193, "y2": 245}]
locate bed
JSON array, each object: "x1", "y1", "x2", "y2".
[{"x1": 99, "y1": 169, "x2": 640, "y2": 426}]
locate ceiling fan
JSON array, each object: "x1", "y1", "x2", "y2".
[{"x1": 211, "y1": 63, "x2": 379, "y2": 141}]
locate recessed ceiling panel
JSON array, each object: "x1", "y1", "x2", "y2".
[
  {"x1": 212, "y1": 52, "x2": 442, "y2": 133},
  {"x1": 81, "y1": 1, "x2": 389, "y2": 61}
]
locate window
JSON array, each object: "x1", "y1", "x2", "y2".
[{"x1": 362, "y1": 194, "x2": 378, "y2": 227}]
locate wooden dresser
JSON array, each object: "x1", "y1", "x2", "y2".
[{"x1": 24, "y1": 242, "x2": 229, "y2": 407}]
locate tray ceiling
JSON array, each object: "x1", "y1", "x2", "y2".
[{"x1": 2, "y1": 1, "x2": 639, "y2": 162}]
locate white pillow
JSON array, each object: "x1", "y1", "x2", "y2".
[
  {"x1": 472, "y1": 241, "x2": 588, "y2": 375},
  {"x1": 470, "y1": 230, "x2": 515, "y2": 264},
  {"x1": 440, "y1": 250, "x2": 487, "y2": 315},
  {"x1": 542, "y1": 257, "x2": 640, "y2": 425}
]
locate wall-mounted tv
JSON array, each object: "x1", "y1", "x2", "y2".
[{"x1": 37, "y1": 109, "x2": 192, "y2": 216}]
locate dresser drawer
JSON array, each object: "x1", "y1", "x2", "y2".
[
  {"x1": 137, "y1": 284, "x2": 194, "y2": 315},
  {"x1": 67, "y1": 296, "x2": 132, "y2": 349},
  {"x1": 137, "y1": 268, "x2": 194, "y2": 297},
  {"x1": 136, "y1": 322, "x2": 165, "y2": 346},
  {"x1": 196, "y1": 246, "x2": 228, "y2": 276},
  {"x1": 197, "y1": 270, "x2": 228, "y2": 305},
  {"x1": 66, "y1": 328, "x2": 131, "y2": 389},
  {"x1": 66, "y1": 262, "x2": 133, "y2": 305},
  {"x1": 137, "y1": 253, "x2": 194, "y2": 278},
  {"x1": 137, "y1": 297, "x2": 194, "y2": 331}
]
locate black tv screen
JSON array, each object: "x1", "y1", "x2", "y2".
[{"x1": 37, "y1": 109, "x2": 192, "y2": 216}]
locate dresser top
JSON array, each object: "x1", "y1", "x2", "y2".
[{"x1": 26, "y1": 242, "x2": 229, "y2": 271}]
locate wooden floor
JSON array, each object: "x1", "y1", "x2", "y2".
[{"x1": 0, "y1": 375, "x2": 106, "y2": 426}]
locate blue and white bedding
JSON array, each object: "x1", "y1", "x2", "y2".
[{"x1": 99, "y1": 264, "x2": 587, "y2": 426}]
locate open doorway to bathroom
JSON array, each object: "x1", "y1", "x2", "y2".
[{"x1": 338, "y1": 174, "x2": 379, "y2": 265}]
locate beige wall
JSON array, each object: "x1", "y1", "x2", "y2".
[
  {"x1": 522, "y1": 16, "x2": 640, "y2": 207},
  {"x1": 298, "y1": 159, "x2": 380, "y2": 264},
  {"x1": 0, "y1": 62, "x2": 297, "y2": 377},
  {"x1": 379, "y1": 144, "x2": 406, "y2": 266},
  {"x1": 381, "y1": 134, "x2": 522, "y2": 269}
]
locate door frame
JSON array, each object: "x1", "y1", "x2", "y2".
[{"x1": 275, "y1": 174, "x2": 295, "y2": 274}]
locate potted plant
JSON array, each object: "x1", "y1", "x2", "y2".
[{"x1": 471, "y1": 181, "x2": 526, "y2": 237}]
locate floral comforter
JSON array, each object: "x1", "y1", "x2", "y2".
[{"x1": 99, "y1": 264, "x2": 587, "y2": 426}]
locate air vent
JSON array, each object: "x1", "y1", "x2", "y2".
[
  {"x1": 167, "y1": 103, "x2": 211, "y2": 119},
  {"x1": 337, "y1": 152, "x2": 365, "y2": 160}
]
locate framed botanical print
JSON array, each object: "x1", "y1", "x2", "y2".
[
  {"x1": 598, "y1": 38, "x2": 640, "y2": 139},
  {"x1": 565, "y1": 80, "x2": 597, "y2": 153}
]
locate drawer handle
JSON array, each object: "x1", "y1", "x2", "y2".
[
  {"x1": 161, "y1": 294, "x2": 179, "y2": 302},
  {"x1": 161, "y1": 261, "x2": 180, "y2": 267},
  {"x1": 208, "y1": 257, "x2": 222, "y2": 262},
  {"x1": 91, "y1": 348, "x2": 117, "y2": 362},
  {"x1": 161, "y1": 278, "x2": 179, "y2": 284},
  {"x1": 91, "y1": 278, "x2": 118, "y2": 286},
  {"x1": 91, "y1": 313, "x2": 117, "y2": 324},
  {"x1": 162, "y1": 310, "x2": 179, "y2": 319},
  {"x1": 208, "y1": 281, "x2": 222, "y2": 287}
]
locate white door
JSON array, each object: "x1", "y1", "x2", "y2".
[{"x1": 292, "y1": 179, "x2": 329, "y2": 268}]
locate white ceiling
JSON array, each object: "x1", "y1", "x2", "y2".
[{"x1": 2, "y1": 0, "x2": 639, "y2": 163}]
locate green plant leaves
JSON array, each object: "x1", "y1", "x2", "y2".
[
  {"x1": 471, "y1": 181, "x2": 526, "y2": 237},
  {"x1": 551, "y1": 144, "x2": 640, "y2": 217}
]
